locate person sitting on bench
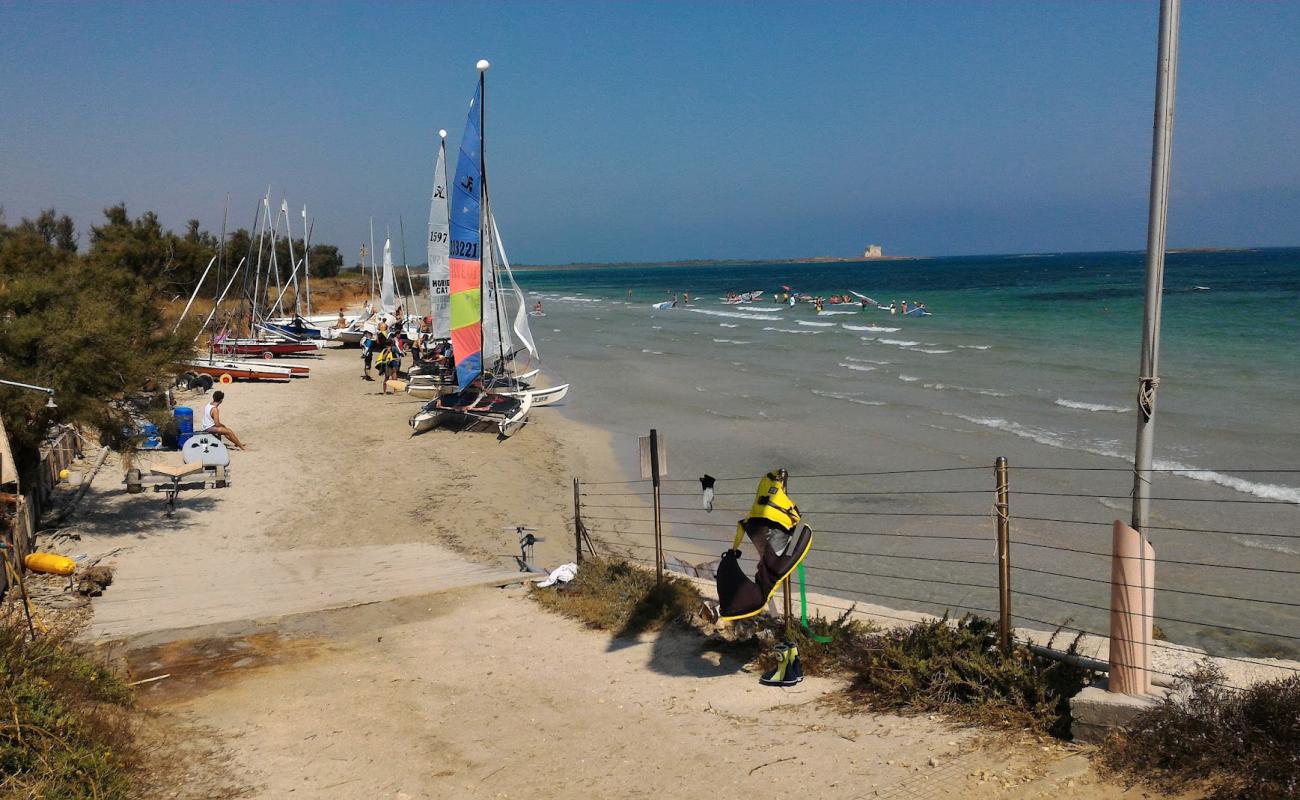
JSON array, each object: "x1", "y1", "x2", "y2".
[{"x1": 201, "y1": 391, "x2": 247, "y2": 450}]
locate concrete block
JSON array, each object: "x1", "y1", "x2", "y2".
[{"x1": 1070, "y1": 681, "x2": 1161, "y2": 743}]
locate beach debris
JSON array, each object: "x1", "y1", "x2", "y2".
[
  {"x1": 536, "y1": 562, "x2": 578, "y2": 588},
  {"x1": 76, "y1": 564, "x2": 114, "y2": 597},
  {"x1": 699, "y1": 474, "x2": 716, "y2": 511}
]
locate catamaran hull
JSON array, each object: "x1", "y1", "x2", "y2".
[
  {"x1": 498, "y1": 383, "x2": 569, "y2": 407},
  {"x1": 409, "y1": 394, "x2": 532, "y2": 438}
]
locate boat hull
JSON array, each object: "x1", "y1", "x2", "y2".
[
  {"x1": 498, "y1": 383, "x2": 569, "y2": 407},
  {"x1": 182, "y1": 360, "x2": 295, "y2": 382}
]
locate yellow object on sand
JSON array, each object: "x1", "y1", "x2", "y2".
[
  {"x1": 386, "y1": 379, "x2": 408, "y2": 392},
  {"x1": 59, "y1": 468, "x2": 70, "y2": 481},
  {"x1": 25, "y1": 552, "x2": 76, "y2": 576}
]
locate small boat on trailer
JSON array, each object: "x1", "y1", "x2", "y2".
[
  {"x1": 410, "y1": 390, "x2": 532, "y2": 437},
  {"x1": 181, "y1": 358, "x2": 304, "y2": 382},
  {"x1": 213, "y1": 339, "x2": 322, "y2": 358}
]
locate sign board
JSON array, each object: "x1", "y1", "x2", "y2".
[{"x1": 638, "y1": 432, "x2": 668, "y2": 480}]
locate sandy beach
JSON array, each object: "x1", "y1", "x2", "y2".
[{"x1": 31, "y1": 346, "x2": 1199, "y2": 799}]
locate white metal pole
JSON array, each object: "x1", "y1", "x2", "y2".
[
  {"x1": 173, "y1": 255, "x2": 217, "y2": 333},
  {"x1": 302, "y1": 205, "x2": 313, "y2": 317},
  {"x1": 1128, "y1": 0, "x2": 1181, "y2": 691}
]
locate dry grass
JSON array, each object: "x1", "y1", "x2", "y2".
[
  {"x1": 0, "y1": 614, "x2": 139, "y2": 800},
  {"x1": 531, "y1": 557, "x2": 705, "y2": 638},
  {"x1": 837, "y1": 614, "x2": 1095, "y2": 739},
  {"x1": 1099, "y1": 663, "x2": 1300, "y2": 800}
]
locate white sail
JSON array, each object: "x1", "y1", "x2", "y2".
[
  {"x1": 481, "y1": 204, "x2": 503, "y2": 368},
  {"x1": 427, "y1": 135, "x2": 450, "y2": 338},
  {"x1": 491, "y1": 212, "x2": 539, "y2": 362},
  {"x1": 380, "y1": 238, "x2": 396, "y2": 315}
]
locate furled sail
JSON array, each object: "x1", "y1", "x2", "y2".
[
  {"x1": 427, "y1": 133, "x2": 450, "y2": 338},
  {"x1": 449, "y1": 81, "x2": 484, "y2": 389},
  {"x1": 380, "y1": 238, "x2": 396, "y2": 315}
]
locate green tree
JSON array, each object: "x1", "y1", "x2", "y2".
[
  {"x1": 0, "y1": 209, "x2": 197, "y2": 477},
  {"x1": 308, "y1": 244, "x2": 343, "y2": 278}
]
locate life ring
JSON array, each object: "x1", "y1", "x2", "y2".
[{"x1": 219, "y1": 373, "x2": 234, "y2": 384}]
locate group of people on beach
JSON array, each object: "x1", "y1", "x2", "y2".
[{"x1": 359, "y1": 312, "x2": 452, "y2": 394}]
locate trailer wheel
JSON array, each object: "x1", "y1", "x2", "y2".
[
  {"x1": 261, "y1": 350, "x2": 276, "y2": 360},
  {"x1": 125, "y1": 468, "x2": 143, "y2": 494},
  {"x1": 219, "y1": 373, "x2": 233, "y2": 385},
  {"x1": 197, "y1": 374, "x2": 214, "y2": 391}
]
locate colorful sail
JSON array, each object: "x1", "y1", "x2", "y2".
[
  {"x1": 449, "y1": 81, "x2": 484, "y2": 389},
  {"x1": 427, "y1": 132, "x2": 450, "y2": 338},
  {"x1": 380, "y1": 238, "x2": 396, "y2": 315}
]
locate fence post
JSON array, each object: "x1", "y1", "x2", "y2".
[
  {"x1": 573, "y1": 477, "x2": 584, "y2": 564},
  {"x1": 1109, "y1": 521, "x2": 1155, "y2": 695},
  {"x1": 995, "y1": 456, "x2": 1012, "y2": 654},
  {"x1": 649, "y1": 429, "x2": 664, "y2": 582}
]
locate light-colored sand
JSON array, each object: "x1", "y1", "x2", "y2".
[{"x1": 63, "y1": 348, "x2": 1171, "y2": 799}]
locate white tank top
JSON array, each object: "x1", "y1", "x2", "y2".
[{"x1": 201, "y1": 403, "x2": 216, "y2": 430}]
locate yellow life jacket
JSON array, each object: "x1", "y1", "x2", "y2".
[{"x1": 746, "y1": 471, "x2": 800, "y2": 531}]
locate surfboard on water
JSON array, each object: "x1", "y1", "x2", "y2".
[{"x1": 652, "y1": 301, "x2": 676, "y2": 310}]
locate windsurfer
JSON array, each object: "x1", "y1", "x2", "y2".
[{"x1": 201, "y1": 391, "x2": 246, "y2": 450}]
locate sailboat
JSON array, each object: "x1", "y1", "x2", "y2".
[
  {"x1": 406, "y1": 130, "x2": 459, "y2": 399},
  {"x1": 411, "y1": 61, "x2": 531, "y2": 436}
]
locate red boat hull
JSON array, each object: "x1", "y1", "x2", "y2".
[{"x1": 215, "y1": 342, "x2": 318, "y2": 358}]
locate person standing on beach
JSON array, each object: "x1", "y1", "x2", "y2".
[
  {"x1": 201, "y1": 391, "x2": 247, "y2": 450},
  {"x1": 361, "y1": 331, "x2": 376, "y2": 380}
]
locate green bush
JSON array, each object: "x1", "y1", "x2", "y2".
[{"x1": 0, "y1": 617, "x2": 138, "y2": 800}]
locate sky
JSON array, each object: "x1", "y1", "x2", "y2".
[{"x1": 2, "y1": 1, "x2": 1298, "y2": 264}]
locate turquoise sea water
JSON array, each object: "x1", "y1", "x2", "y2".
[{"x1": 516, "y1": 248, "x2": 1300, "y2": 657}]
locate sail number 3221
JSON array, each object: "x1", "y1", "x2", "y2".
[{"x1": 451, "y1": 241, "x2": 479, "y2": 258}]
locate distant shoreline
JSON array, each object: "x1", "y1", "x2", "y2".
[{"x1": 510, "y1": 255, "x2": 923, "y2": 272}]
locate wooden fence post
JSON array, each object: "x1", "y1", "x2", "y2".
[
  {"x1": 995, "y1": 456, "x2": 1012, "y2": 654},
  {"x1": 573, "y1": 477, "x2": 583, "y2": 564}
]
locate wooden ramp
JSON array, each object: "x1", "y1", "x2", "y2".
[{"x1": 87, "y1": 543, "x2": 527, "y2": 641}]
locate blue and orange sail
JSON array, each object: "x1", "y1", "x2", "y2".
[{"x1": 449, "y1": 81, "x2": 484, "y2": 389}]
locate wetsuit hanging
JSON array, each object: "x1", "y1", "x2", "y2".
[{"x1": 716, "y1": 469, "x2": 814, "y2": 621}]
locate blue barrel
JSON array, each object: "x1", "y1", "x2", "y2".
[
  {"x1": 174, "y1": 406, "x2": 195, "y2": 435},
  {"x1": 178, "y1": 431, "x2": 195, "y2": 449}
]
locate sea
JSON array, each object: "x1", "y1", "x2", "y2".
[{"x1": 516, "y1": 248, "x2": 1300, "y2": 659}]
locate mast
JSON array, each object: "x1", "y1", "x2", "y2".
[
  {"x1": 400, "y1": 215, "x2": 416, "y2": 317},
  {"x1": 369, "y1": 217, "x2": 378, "y2": 303},
  {"x1": 477, "y1": 59, "x2": 493, "y2": 384},
  {"x1": 283, "y1": 199, "x2": 301, "y2": 317},
  {"x1": 302, "y1": 205, "x2": 314, "y2": 317},
  {"x1": 1131, "y1": 0, "x2": 1181, "y2": 535}
]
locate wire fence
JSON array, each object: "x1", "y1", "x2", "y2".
[{"x1": 571, "y1": 460, "x2": 1300, "y2": 687}]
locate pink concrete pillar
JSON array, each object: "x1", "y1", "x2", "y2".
[{"x1": 1109, "y1": 520, "x2": 1156, "y2": 695}]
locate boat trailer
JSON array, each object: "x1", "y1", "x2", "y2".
[{"x1": 124, "y1": 434, "x2": 232, "y2": 516}]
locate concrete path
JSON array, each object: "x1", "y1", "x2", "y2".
[{"x1": 87, "y1": 542, "x2": 527, "y2": 641}]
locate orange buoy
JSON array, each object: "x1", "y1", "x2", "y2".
[
  {"x1": 25, "y1": 552, "x2": 76, "y2": 576},
  {"x1": 219, "y1": 373, "x2": 233, "y2": 384}
]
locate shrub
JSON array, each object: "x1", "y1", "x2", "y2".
[
  {"x1": 531, "y1": 557, "x2": 704, "y2": 637},
  {"x1": 1100, "y1": 663, "x2": 1300, "y2": 799},
  {"x1": 841, "y1": 614, "x2": 1094, "y2": 738},
  {"x1": 0, "y1": 616, "x2": 138, "y2": 800}
]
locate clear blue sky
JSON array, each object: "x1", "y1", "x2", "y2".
[{"x1": 2, "y1": 1, "x2": 1297, "y2": 263}]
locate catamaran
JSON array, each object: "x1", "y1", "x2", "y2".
[{"x1": 411, "y1": 61, "x2": 533, "y2": 436}]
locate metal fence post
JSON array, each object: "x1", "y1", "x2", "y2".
[
  {"x1": 995, "y1": 456, "x2": 1012, "y2": 654},
  {"x1": 573, "y1": 477, "x2": 584, "y2": 564},
  {"x1": 649, "y1": 429, "x2": 664, "y2": 582}
]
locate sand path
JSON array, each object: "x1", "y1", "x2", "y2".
[{"x1": 65, "y1": 348, "x2": 1164, "y2": 799}]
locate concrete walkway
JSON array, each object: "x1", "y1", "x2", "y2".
[{"x1": 87, "y1": 542, "x2": 527, "y2": 641}]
